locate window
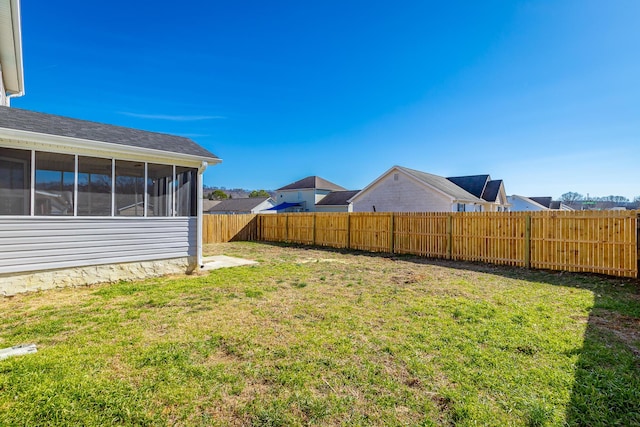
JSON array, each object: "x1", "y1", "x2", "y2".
[
  {"x1": 147, "y1": 163, "x2": 173, "y2": 216},
  {"x1": 2, "y1": 147, "x2": 199, "y2": 218},
  {"x1": 456, "y1": 203, "x2": 466, "y2": 212},
  {"x1": 116, "y1": 161, "x2": 145, "y2": 216},
  {"x1": 78, "y1": 156, "x2": 112, "y2": 216},
  {"x1": 35, "y1": 152, "x2": 74, "y2": 216},
  {"x1": 176, "y1": 167, "x2": 197, "y2": 216},
  {"x1": 0, "y1": 148, "x2": 31, "y2": 215}
]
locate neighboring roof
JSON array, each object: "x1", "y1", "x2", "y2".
[
  {"x1": 277, "y1": 176, "x2": 347, "y2": 192},
  {"x1": 316, "y1": 190, "x2": 360, "y2": 206},
  {"x1": 530, "y1": 197, "x2": 553, "y2": 208},
  {"x1": 508, "y1": 195, "x2": 549, "y2": 210},
  {"x1": 482, "y1": 180, "x2": 503, "y2": 202},
  {"x1": 207, "y1": 197, "x2": 271, "y2": 213},
  {"x1": 0, "y1": 107, "x2": 219, "y2": 160},
  {"x1": 549, "y1": 201, "x2": 562, "y2": 210},
  {"x1": 0, "y1": 0, "x2": 24, "y2": 96},
  {"x1": 446, "y1": 175, "x2": 490, "y2": 198},
  {"x1": 266, "y1": 202, "x2": 301, "y2": 211},
  {"x1": 202, "y1": 200, "x2": 221, "y2": 211},
  {"x1": 396, "y1": 166, "x2": 484, "y2": 203}
]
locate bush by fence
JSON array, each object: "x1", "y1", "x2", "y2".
[{"x1": 204, "y1": 211, "x2": 639, "y2": 278}]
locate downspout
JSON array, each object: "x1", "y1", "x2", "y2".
[
  {"x1": 196, "y1": 161, "x2": 208, "y2": 269},
  {"x1": 6, "y1": 91, "x2": 25, "y2": 107}
]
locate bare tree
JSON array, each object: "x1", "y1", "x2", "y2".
[{"x1": 560, "y1": 192, "x2": 584, "y2": 203}]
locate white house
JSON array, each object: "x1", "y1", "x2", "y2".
[
  {"x1": 350, "y1": 166, "x2": 510, "y2": 213},
  {"x1": 271, "y1": 176, "x2": 347, "y2": 212},
  {"x1": 508, "y1": 195, "x2": 573, "y2": 212},
  {"x1": 0, "y1": 0, "x2": 221, "y2": 295}
]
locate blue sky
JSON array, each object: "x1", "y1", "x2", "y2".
[{"x1": 13, "y1": 1, "x2": 640, "y2": 199}]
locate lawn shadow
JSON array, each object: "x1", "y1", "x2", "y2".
[{"x1": 260, "y1": 241, "x2": 640, "y2": 425}]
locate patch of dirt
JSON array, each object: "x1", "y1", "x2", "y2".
[{"x1": 590, "y1": 310, "x2": 640, "y2": 358}]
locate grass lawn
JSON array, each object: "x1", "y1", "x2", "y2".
[{"x1": 1, "y1": 242, "x2": 639, "y2": 426}]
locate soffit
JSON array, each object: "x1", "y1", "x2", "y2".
[{"x1": 0, "y1": 0, "x2": 23, "y2": 94}]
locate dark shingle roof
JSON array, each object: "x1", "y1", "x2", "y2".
[
  {"x1": 277, "y1": 176, "x2": 346, "y2": 191},
  {"x1": 0, "y1": 107, "x2": 218, "y2": 159},
  {"x1": 316, "y1": 190, "x2": 360, "y2": 206},
  {"x1": 530, "y1": 197, "x2": 553, "y2": 208},
  {"x1": 207, "y1": 197, "x2": 271, "y2": 213},
  {"x1": 549, "y1": 201, "x2": 562, "y2": 210},
  {"x1": 482, "y1": 180, "x2": 503, "y2": 202},
  {"x1": 446, "y1": 175, "x2": 490, "y2": 198}
]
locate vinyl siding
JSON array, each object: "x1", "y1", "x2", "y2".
[
  {"x1": 352, "y1": 172, "x2": 452, "y2": 212},
  {"x1": 0, "y1": 217, "x2": 196, "y2": 274},
  {"x1": 274, "y1": 190, "x2": 316, "y2": 212}
]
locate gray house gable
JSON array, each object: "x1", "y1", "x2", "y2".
[
  {"x1": 277, "y1": 176, "x2": 346, "y2": 192},
  {"x1": 0, "y1": 107, "x2": 218, "y2": 160},
  {"x1": 207, "y1": 197, "x2": 273, "y2": 213}
]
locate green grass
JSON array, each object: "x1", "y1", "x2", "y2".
[{"x1": 0, "y1": 242, "x2": 638, "y2": 426}]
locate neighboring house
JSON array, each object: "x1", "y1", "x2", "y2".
[
  {"x1": 206, "y1": 197, "x2": 276, "y2": 214},
  {"x1": 315, "y1": 190, "x2": 360, "y2": 213},
  {"x1": 508, "y1": 195, "x2": 574, "y2": 211},
  {"x1": 351, "y1": 166, "x2": 509, "y2": 213},
  {"x1": 0, "y1": 0, "x2": 220, "y2": 294},
  {"x1": 529, "y1": 196, "x2": 573, "y2": 211},
  {"x1": 447, "y1": 175, "x2": 509, "y2": 212},
  {"x1": 202, "y1": 199, "x2": 221, "y2": 213},
  {"x1": 272, "y1": 176, "x2": 347, "y2": 212}
]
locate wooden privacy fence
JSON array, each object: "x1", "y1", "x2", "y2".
[
  {"x1": 204, "y1": 211, "x2": 639, "y2": 278},
  {"x1": 203, "y1": 214, "x2": 258, "y2": 243}
]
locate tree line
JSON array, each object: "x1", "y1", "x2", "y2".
[
  {"x1": 560, "y1": 192, "x2": 640, "y2": 203},
  {"x1": 205, "y1": 189, "x2": 272, "y2": 200}
]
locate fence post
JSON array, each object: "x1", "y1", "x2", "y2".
[
  {"x1": 312, "y1": 214, "x2": 316, "y2": 246},
  {"x1": 389, "y1": 212, "x2": 395, "y2": 254},
  {"x1": 524, "y1": 214, "x2": 531, "y2": 269},
  {"x1": 285, "y1": 214, "x2": 289, "y2": 243},
  {"x1": 446, "y1": 214, "x2": 453, "y2": 260},
  {"x1": 346, "y1": 213, "x2": 351, "y2": 249},
  {"x1": 636, "y1": 213, "x2": 640, "y2": 279}
]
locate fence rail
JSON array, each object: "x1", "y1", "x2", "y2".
[{"x1": 204, "y1": 211, "x2": 639, "y2": 278}]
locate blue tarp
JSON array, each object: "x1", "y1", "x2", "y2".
[{"x1": 266, "y1": 202, "x2": 301, "y2": 211}]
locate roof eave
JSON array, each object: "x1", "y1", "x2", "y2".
[
  {"x1": 0, "y1": 126, "x2": 222, "y2": 165},
  {"x1": 0, "y1": 0, "x2": 25, "y2": 96}
]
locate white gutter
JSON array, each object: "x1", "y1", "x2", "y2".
[
  {"x1": 196, "y1": 161, "x2": 208, "y2": 268},
  {"x1": 5, "y1": 0, "x2": 24, "y2": 100}
]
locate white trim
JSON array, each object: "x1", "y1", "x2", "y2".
[
  {"x1": 172, "y1": 165, "x2": 176, "y2": 217},
  {"x1": 110, "y1": 157, "x2": 115, "y2": 216},
  {"x1": 0, "y1": 0, "x2": 24, "y2": 96},
  {"x1": 29, "y1": 149, "x2": 34, "y2": 216},
  {"x1": 0, "y1": 127, "x2": 221, "y2": 167},
  {"x1": 143, "y1": 162, "x2": 148, "y2": 218},
  {"x1": 73, "y1": 154, "x2": 78, "y2": 216}
]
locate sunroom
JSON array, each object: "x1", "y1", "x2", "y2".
[{"x1": 0, "y1": 107, "x2": 220, "y2": 295}]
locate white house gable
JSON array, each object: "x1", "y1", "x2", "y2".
[{"x1": 352, "y1": 169, "x2": 452, "y2": 212}]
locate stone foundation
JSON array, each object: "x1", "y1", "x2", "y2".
[{"x1": 0, "y1": 257, "x2": 197, "y2": 296}]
